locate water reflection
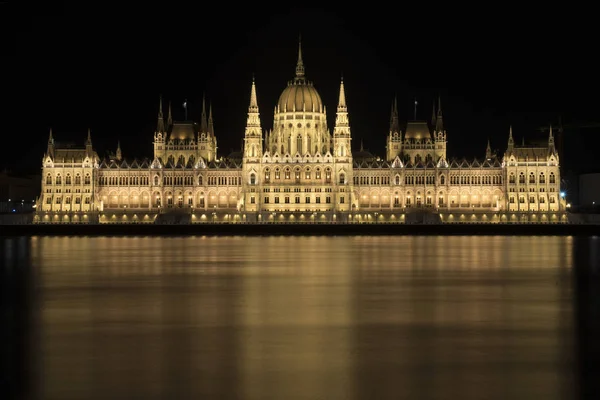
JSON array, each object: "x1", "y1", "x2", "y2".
[{"x1": 1, "y1": 235, "x2": 594, "y2": 399}]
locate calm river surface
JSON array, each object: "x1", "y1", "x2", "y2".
[{"x1": 2, "y1": 235, "x2": 600, "y2": 400}]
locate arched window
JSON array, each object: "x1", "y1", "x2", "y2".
[
  {"x1": 46, "y1": 174, "x2": 52, "y2": 185},
  {"x1": 305, "y1": 168, "x2": 310, "y2": 180},
  {"x1": 285, "y1": 168, "x2": 290, "y2": 180},
  {"x1": 75, "y1": 174, "x2": 81, "y2": 185},
  {"x1": 65, "y1": 174, "x2": 71, "y2": 184},
  {"x1": 84, "y1": 174, "x2": 90, "y2": 184},
  {"x1": 509, "y1": 173, "x2": 515, "y2": 184},
  {"x1": 275, "y1": 169, "x2": 280, "y2": 179},
  {"x1": 296, "y1": 135, "x2": 302, "y2": 154},
  {"x1": 339, "y1": 173, "x2": 345, "y2": 184},
  {"x1": 549, "y1": 172, "x2": 556, "y2": 184},
  {"x1": 395, "y1": 175, "x2": 400, "y2": 185},
  {"x1": 325, "y1": 169, "x2": 332, "y2": 183},
  {"x1": 315, "y1": 169, "x2": 321, "y2": 179},
  {"x1": 264, "y1": 169, "x2": 270, "y2": 183},
  {"x1": 198, "y1": 175, "x2": 203, "y2": 185},
  {"x1": 56, "y1": 174, "x2": 62, "y2": 184},
  {"x1": 539, "y1": 172, "x2": 545, "y2": 184},
  {"x1": 519, "y1": 173, "x2": 525, "y2": 184},
  {"x1": 154, "y1": 176, "x2": 159, "y2": 186},
  {"x1": 529, "y1": 172, "x2": 535, "y2": 184},
  {"x1": 440, "y1": 175, "x2": 445, "y2": 185},
  {"x1": 250, "y1": 173, "x2": 256, "y2": 185}
]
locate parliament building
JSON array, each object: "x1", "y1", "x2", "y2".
[{"x1": 34, "y1": 42, "x2": 568, "y2": 224}]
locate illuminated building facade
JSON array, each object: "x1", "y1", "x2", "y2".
[{"x1": 35, "y1": 42, "x2": 568, "y2": 224}]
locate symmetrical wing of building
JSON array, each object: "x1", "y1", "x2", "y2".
[{"x1": 35, "y1": 42, "x2": 568, "y2": 224}]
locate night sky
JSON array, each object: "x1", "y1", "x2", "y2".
[{"x1": 5, "y1": 4, "x2": 599, "y2": 180}]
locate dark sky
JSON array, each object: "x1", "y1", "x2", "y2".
[{"x1": 4, "y1": 4, "x2": 599, "y2": 177}]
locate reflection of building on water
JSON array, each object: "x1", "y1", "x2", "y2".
[{"x1": 34, "y1": 40, "x2": 568, "y2": 224}]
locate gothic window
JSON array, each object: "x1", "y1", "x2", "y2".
[
  {"x1": 285, "y1": 168, "x2": 290, "y2": 180},
  {"x1": 264, "y1": 169, "x2": 270, "y2": 183},
  {"x1": 325, "y1": 169, "x2": 332, "y2": 183},
  {"x1": 395, "y1": 175, "x2": 400, "y2": 185},
  {"x1": 529, "y1": 173, "x2": 535, "y2": 184},
  {"x1": 414, "y1": 154, "x2": 422, "y2": 164},
  {"x1": 539, "y1": 173, "x2": 545, "y2": 184},
  {"x1": 339, "y1": 173, "x2": 345, "y2": 184},
  {"x1": 154, "y1": 176, "x2": 159, "y2": 186},
  {"x1": 65, "y1": 174, "x2": 71, "y2": 185},
  {"x1": 250, "y1": 173, "x2": 256, "y2": 185},
  {"x1": 425, "y1": 154, "x2": 432, "y2": 164},
  {"x1": 275, "y1": 169, "x2": 280, "y2": 179},
  {"x1": 519, "y1": 173, "x2": 525, "y2": 184},
  {"x1": 46, "y1": 174, "x2": 52, "y2": 185},
  {"x1": 198, "y1": 175, "x2": 203, "y2": 185},
  {"x1": 56, "y1": 174, "x2": 62, "y2": 185},
  {"x1": 315, "y1": 169, "x2": 321, "y2": 180},
  {"x1": 440, "y1": 175, "x2": 445, "y2": 185},
  {"x1": 305, "y1": 168, "x2": 311, "y2": 180},
  {"x1": 296, "y1": 135, "x2": 302, "y2": 153},
  {"x1": 509, "y1": 173, "x2": 515, "y2": 184},
  {"x1": 549, "y1": 173, "x2": 556, "y2": 184},
  {"x1": 295, "y1": 169, "x2": 301, "y2": 183}
]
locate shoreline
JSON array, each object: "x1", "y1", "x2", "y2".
[{"x1": 1, "y1": 223, "x2": 599, "y2": 236}]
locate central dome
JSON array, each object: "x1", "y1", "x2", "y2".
[
  {"x1": 277, "y1": 81, "x2": 322, "y2": 113},
  {"x1": 276, "y1": 38, "x2": 323, "y2": 113}
]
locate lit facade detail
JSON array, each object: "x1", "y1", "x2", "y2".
[{"x1": 34, "y1": 43, "x2": 568, "y2": 224}]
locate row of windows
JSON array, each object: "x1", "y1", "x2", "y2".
[
  {"x1": 264, "y1": 168, "x2": 332, "y2": 182},
  {"x1": 509, "y1": 172, "x2": 556, "y2": 184},
  {"x1": 249, "y1": 196, "x2": 346, "y2": 204},
  {"x1": 509, "y1": 196, "x2": 557, "y2": 204},
  {"x1": 46, "y1": 196, "x2": 91, "y2": 204},
  {"x1": 264, "y1": 196, "x2": 332, "y2": 204},
  {"x1": 250, "y1": 172, "x2": 346, "y2": 185},
  {"x1": 46, "y1": 174, "x2": 91, "y2": 185},
  {"x1": 449, "y1": 175, "x2": 503, "y2": 185},
  {"x1": 99, "y1": 176, "x2": 150, "y2": 186}
]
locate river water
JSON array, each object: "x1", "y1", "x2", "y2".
[{"x1": 2, "y1": 235, "x2": 600, "y2": 399}]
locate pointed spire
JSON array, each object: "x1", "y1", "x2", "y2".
[
  {"x1": 390, "y1": 96, "x2": 400, "y2": 134},
  {"x1": 435, "y1": 95, "x2": 444, "y2": 132},
  {"x1": 507, "y1": 125, "x2": 514, "y2": 152},
  {"x1": 548, "y1": 123, "x2": 556, "y2": 153},
  {"x1": 200, "y1": 94, "x2": 208, "y2": 133},
  {"x1": 208, "y1": 103, "x2": 215, "y2": 136},
  {"x1": 48, "y1": 128, "x2": 53, "y2": 143},
  {"x1": 116, "y1": 140, "x2": 122, "y2": 161},
  {"x1": 86, "y1": 128, "x2": 92, "y2": 144},
  {"x1": 167, "y1": 101, "x2": 172, "y2": 127},
  {"x1": 249, "y1": 75, "x2": 258, "y2": 110},
  {"x1": 245, "y1": 78, "x2": 261, "y2": 130},
  {"x1": 486, "y1": 138, "x2": 492, "y2": 159},
  {"x1": 295, "y1": 34, "x2": 305, "y2": 79},
  {"x1": 509, "y1": 125, "x2": 513, "y2": 139},
  {"x1": 360, "y1": 139, "x2": 364, "y2": 151},
  {"x1": 337, "y1": 76, "x2": 346, "y2": 109},
  {"x1": 522, "y1": 136, "x2": 525, "y2": 146},
  {"x1": 431, "y1": 100, "x2": 437, "y2": 127},
  {"x1": 157, "y1": 96, "x2": 165, "y2": 132}
]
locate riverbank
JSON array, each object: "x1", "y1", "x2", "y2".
[{"x1": 1, "y1": 223, "x2": 599, "y2": 236}]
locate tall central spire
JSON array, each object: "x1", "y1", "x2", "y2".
[{"x1": 294, "y1": 35, "x2": 305, "y2": 82}]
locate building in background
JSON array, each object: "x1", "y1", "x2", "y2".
[
  {"x1": 34, "y1": 41, "x2": 568, "y2": 224},
  {"x1": 578, "y1": 172, "x2": 600, "y2": 211},
  {"x1": 0, "y1": 170, "x2": 40, "y2": 213}
]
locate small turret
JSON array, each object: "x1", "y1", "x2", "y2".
[
  {"x1": 507, "y1": 125, "x2": 514, "y2": 152},
  {"x1": 156, "y1": 96, "x2": 165, "y2": 133},
  {"x1": 47, "y1": 128, "x2": 55, "y2": 159},
  {"x1": 86, "y1": 128, "x2": 93, "y2": 156},
  {"x1": 116, "y1": 141, "x2": 122, "y2": 161},
  {"x1": 435, "y1": 95, "x2": 443, "y2": 133}
]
